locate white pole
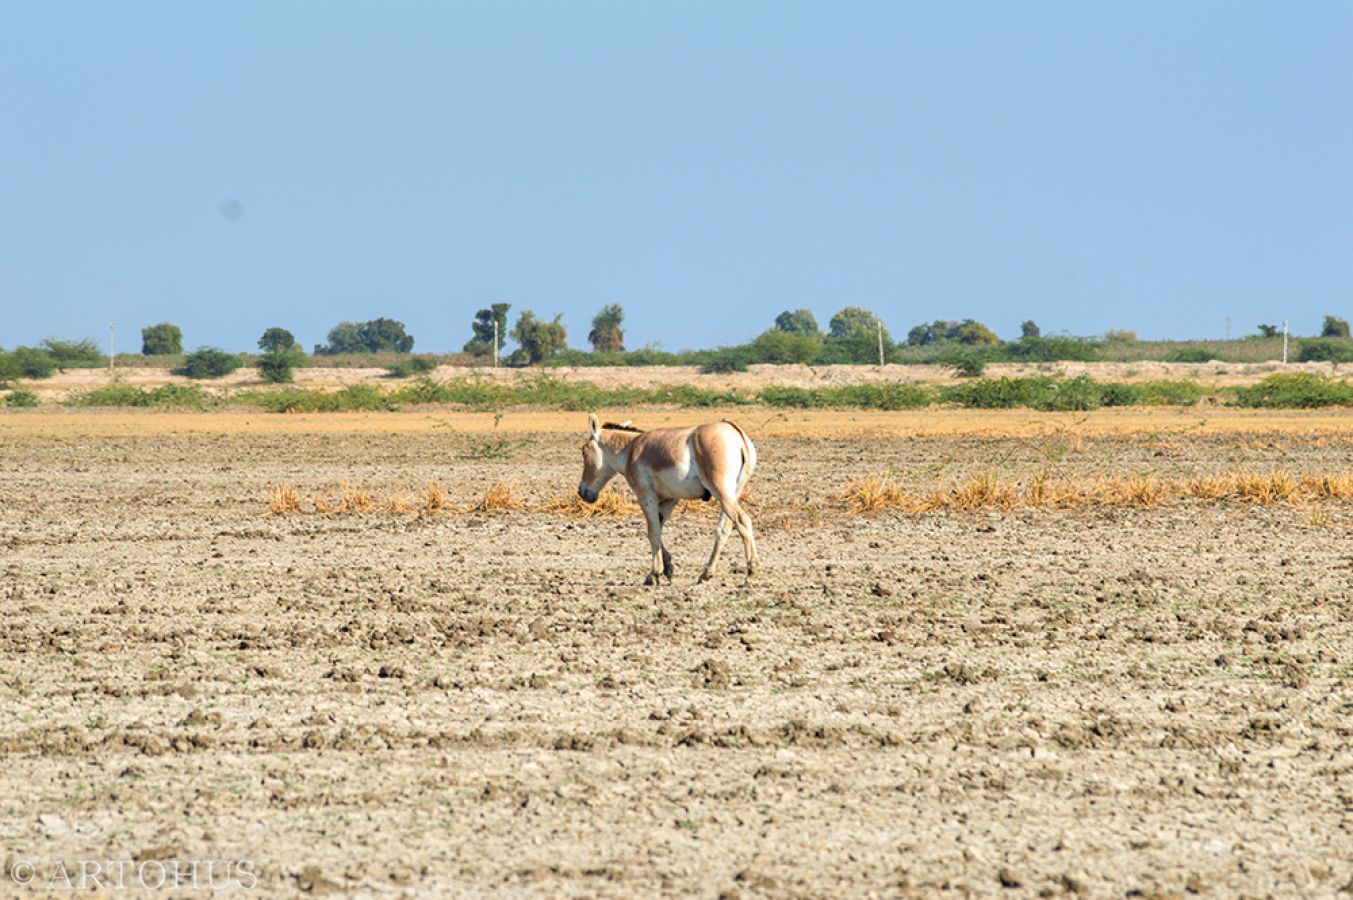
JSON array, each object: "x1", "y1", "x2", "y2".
[
  {"x1": 493, "y1": 318, "x2": 499, "y2": 369},
  {"x1": 1282, "y1": 320, "x2": 1289, "y2": 364},
  {"x1": 876, "y1": 320, "x2": 884, "y2": 367},
  {"x1": 109, "y1": 322, "x2": 115, "y2": 371}
]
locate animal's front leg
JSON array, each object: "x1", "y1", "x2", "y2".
[
  {"x1": 658, "y1": 498, "x2": 678, "y2": 581},
  {"x1": 640, "y1": 498, "x2": 665, "y2": 586}
]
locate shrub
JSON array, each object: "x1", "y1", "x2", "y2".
[
  {"x1": 384, "y1": 356, "x2": 438, "y2": 379},
  {"x1": 1006, "y1": 335, "x2": 1100, "y2": 362},
  {"x1": 4, "y1": 389, "x2": 39, "y2": 408},
  {"x1": 938, "y1": 350, "x2": 987, "y2": 378},
  {"x1": 240, "y1": 383, "x2": 395, "y2": 413},
  {"x1": 1165, "y1": 347, "x2": 1215, "y2": 363},
  {"x1": 41, "y1": 338, "x2": 104, "y2": 368},
  {"x1": 67, "y1": 384, "x2": 210, "y2": 409},
  {"x1": 699, "y1": 347, "x2": 752, "y2": 373},
  {"x1": 1099, "y1": 382, "x2": 1143, "y2": 407},
  {"x1": 176, "y1": 348, "x2": 240, "y2": 379},
  {"x1": 1232, "y1": 373, "x2": 1353, "y2": 408},
  {"x1": 4, "y1": 347, "x2": 57, "y2": 379},
  {"x1": 939, "y1": 377, "x2": 1055, "y2": 409},
  {"x1": 1297, "y1": 338, "x2": 1353, "y2": 363},
  {"x1": 259, "y1": 347, "x2": 307, "y2": 383},
  {"x1": 1042, "y1": 375, "x2": 1103, "y2": 411},
  {"x1": 1135, "y1": 380, "x2": 1204, "y2": 406},
  {"x1": 141, "y1": 323, "x2": 183, "y2": 355}
]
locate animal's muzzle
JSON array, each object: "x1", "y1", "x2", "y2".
[{"x1": 578, "y1": 486, "x2": 598, "y2": 504}]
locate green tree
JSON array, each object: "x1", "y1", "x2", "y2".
[
  {"x1": 358, "y1": 318, "x2": 414, "y2": 353},
  {"x1": 1256, "y1": 324, "x2": 1279, "y2": 338},
  {"x1": 258, "y1": 327, "x2": 298, "y2": 353},
  {"x1": 314, "y1": 321, "x2": 363, "y2": 355},
  {"x1": 1020, "y1": 320, "x2": 1041, "y2": 339},
  {"x1": 258, "y1": 347, "x2": 306, "y2": 383},
  {"x1": 41, "y1": 338, "x2": 104, "y2": 367},
  {"x1": 314, "y1": 319, "x2": 414, "y2": 354},
  {"x1": 1321, "y1": 315, "x2": 1350, "y2": 339},
  {"x1": 750, "y1": 329, "x2": 823, "y2": 364},
  {"x1": 954, "y1": 319, "x2": 1000, "y2": 345},
  {"x1": 906, "y1": 320, "x2": 957, "y2": 346},
  {"x1": 141, "y1": 323, "x2": 183, "y2": 356},
  {"x1": 774, "y1": 309, "x2": 820, "y2": 335},
  {"x1": 464, "y1": 303, "x2": 511, "y2": 356},
  {"x1": 829, "y1": 306, "x2": 889, "y2": 342},
  {"x1": 588, "y1": 304, "x2": 626, "y2": 352},
  {"x1": 511, "y1": 311, "x2": 568, "y2": 365},
  {"x1": 177, "y1": 348, "x2": 240, "y2": 379}
]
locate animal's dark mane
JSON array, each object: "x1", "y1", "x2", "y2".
[{"x1": 602, "y1": 422, "x2": 645, "y2": 433}]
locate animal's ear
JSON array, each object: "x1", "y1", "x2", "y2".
[{"x1": 588, "y1": 414, "x2": 600, "y2": 441}]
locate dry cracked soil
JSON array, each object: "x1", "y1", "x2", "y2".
[{"x1": 1, "y1": 409, "x2": 1352, "y2": 897}]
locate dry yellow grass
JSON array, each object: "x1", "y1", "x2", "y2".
[
  {"x1": 419, "y1": 482, "x2": 450, "y2": 513},
  {"x1": 468, "y1": 481, "x2": 526, "y2": 513},
  {"x1": 541, "y1": 490, "x2": 641, "y2": 519},
  {"x1": 947, "y1": 470, "x2": 1017, "y2": 510},
  {"x1": 1106, "y1": 475, "x2": 1168, "y2": 508},
  {"x1": 837, "y1": 469, "x2": 1353, "y2": 514},
  {"x1": 1298, "y1": 472, "x2": 1353, "y2": 501},
  {"x1": 267, "y1": 483, "x2": 303, "y2": 515},
  {"x1": 840, "y1": 475, "x2": 913, "y2": 513},
  {"x1": 272, "y1": 468, "x2": 1353, "y2": 519}
]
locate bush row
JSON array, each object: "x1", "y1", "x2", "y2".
[{"x1": 37, "y1": 373, "x2": 1353, "y2": 412}]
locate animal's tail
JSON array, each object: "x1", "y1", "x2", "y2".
[{"x1": 722, "y1": 420, "x2": 756, "y2": 496}]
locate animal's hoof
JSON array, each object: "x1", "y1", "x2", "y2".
[
  {"x1": 663, "y1": 563, "x2": 675, "y2": 580},
  {"x1": 644, "y1": 573, "x2": 658, "y2": 586},
  {"x1": 697, "y1": 571, "x2": 713, "y2": 583}
]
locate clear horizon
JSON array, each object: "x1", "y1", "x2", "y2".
[{"x1": 3, "y1": 2, "x2": 1350, "y2": 354}]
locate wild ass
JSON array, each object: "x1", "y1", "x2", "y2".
[{"x1": 577, "y1": 414, "x2": 758, "y2": 585}]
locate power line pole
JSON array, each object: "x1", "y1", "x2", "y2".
[
  {"x1": 1282, "y1": 320, "x2": 1289, "y2": 364},
  {"x1": 493, "y1": 318, "x2": 499, "y2": 369},
  {"x1": 1225, "y1": 316, "x2": 1232, "y2": 340},
  {"x1": 109, "y1": 322, "x2": 115, "y2": 371},
  {"x1": 876, "y1": 320, "x2": 885, "y2": 367}
]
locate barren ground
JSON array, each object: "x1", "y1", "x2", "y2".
[{"x1": 1, "y1": 408, "x2": 1351, "y2": 896}]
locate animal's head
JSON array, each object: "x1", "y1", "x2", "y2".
[{"x1": 578, "y1": 413, "x2": 615, "y2": 503}]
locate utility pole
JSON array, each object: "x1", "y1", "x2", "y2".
[
  {"x1": 1282, "y1": 320, "x2": 1289, "y2": 365},
  {"x1": 1225, "y1": 316, "x2": 1232, "y2": 341},
  {"x1": 492, "y1": 318, "x2": 499, "y2": 369},
  {"x1": 109, "y1": 322, "x2": 115, "y2": 371},
  {"x1": 876, "y1": 320, "x2": 885, "y2": 367}
]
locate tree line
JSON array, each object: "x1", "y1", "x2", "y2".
[{"x1": 4, "y1": 311, "x2": 1353, "y2": 387}]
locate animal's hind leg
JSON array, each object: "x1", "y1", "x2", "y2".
[
  {"x1": 698, "y1": 512, "x2": 735, "y2": 583},
  {"x1": 718, "y1": 498, "x2": 758, "y2": 578},
  {"x1": 658, "y1": 498, "x2": 678, "y2": 581},
  {"x1": 734, "y1": 506, "x2": 758, "y2": 577}
]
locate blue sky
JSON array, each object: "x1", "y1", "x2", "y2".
[{"x1": 2, "y1": 2, "x2": 1350, "y2": 353}]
